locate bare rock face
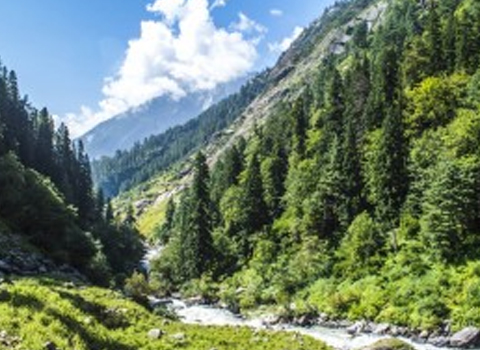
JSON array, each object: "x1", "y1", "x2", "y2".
[{"x1": 450, "y1": 327, "x2": 480, "y2": 348}]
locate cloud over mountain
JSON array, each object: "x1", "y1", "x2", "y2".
[{"x1": 63, "y1": 0, "x2": 263, "y2": 138}]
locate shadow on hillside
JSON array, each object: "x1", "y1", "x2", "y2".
[
  {"x1": 55, "y1": 290, "x2": 130, "y2": 330},
  {"x1": 10, "y1": 292, "x2": 45, "y2": 311},
  {"x1": 47, "y1": 309, "x2": 135, "y2": 350}
]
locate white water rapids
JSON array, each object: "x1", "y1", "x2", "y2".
[
  {"x1": 167, "y1": 299, "x2": 447, "y2": 350},
  {"x1": 144, "y1": 247, "x2": 451, "y2": 350}
]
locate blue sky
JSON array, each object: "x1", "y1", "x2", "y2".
[{"x1": 0, "y1": 0, "x2": 335, "y2": 136}]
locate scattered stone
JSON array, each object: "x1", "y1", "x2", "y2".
[
  {"x1": 184, "y1": 296, "x2": 204, "y2": 306},
  {"x1": 450, "y1": 327, "x2": 480, "y2": 348},
  {"x1": 419, "y1": 330, "x2": 430, "y2": 339},
  {"x1": 347, "y1": 321, "x2": 366, "y2": 336},
  {"x1": 44, "y1": 341, "x2": 58, "y2": 350},
  {"x1": 294, "y1": 315, "x2": 314, "y2": 327},
  {"x1": 0, "y1": 330, "x2": 21, "y2": 348},
  {"x1": 428, "y1": 336, "x2": 449, "y2": 347},
  {"x1": 442, "y1": 320, "x2": 452, "y2": 335},
  {"x1": 148, "y1": 329, "x2": 164, "y2": 340},
  {"x1": 317, "y1": 313, "x2": 329, "y2": 324},
  {"x1": 373, "y1": 323, "x2": 390, "y2": 335},
  {"x1": 262, "y1": 314, "x2": 281, "y2": 326},
  {"x1": 338, "y1": 320, "x2": 353, "y2": 328},
  {"x1": 359, "y1": 338, "x2": 415, "y2": 350},
  {"x1": 363, "y1": 322, "x2": 375, "y2": 333},
  {"x1": 171, "y1": 333, "x2": 186, "y2": 342}
]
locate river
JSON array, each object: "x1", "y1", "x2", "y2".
[
  {"x1": 144, "y1": 247, "x2": 452, "y2": 350},
  {"x1": 167, "y1": 299, "x2": 447, "y2": 350}
]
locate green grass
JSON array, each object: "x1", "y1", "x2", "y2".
[
  {"x1": 113, "y1": 172, "x2": 183, "y2": 238},
  {"x1": 137, "y1": 198, "x2": 168, "y2": 238},
  {"x1": 361, "y1": 339, "x2": 415, "y2": 350},
  {"x1": 0, "y1": 277, "x2": 330, "y2": 350}
]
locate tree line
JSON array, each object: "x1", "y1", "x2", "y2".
[{"x1": 0, "y1": 62, "x2": 144, "y2": 286}]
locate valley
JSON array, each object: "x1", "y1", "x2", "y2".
[{"x1": 2, "y1": 0, "x2": 480, "y2": 348}]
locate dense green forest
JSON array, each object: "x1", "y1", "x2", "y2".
[
  {"x1": 92, "y1": 73, "x2": 268, "y2": 198},
  {"x1": 148, "y1": 0, "x2": 480, "y2": 331},
  {"x1": 0, "y1": 63, "x2": 144, "y2": 286}
]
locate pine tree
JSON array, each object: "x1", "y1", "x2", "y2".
[
  {"x1": 372, "y1": 105, "x2": 408, "y2": 227},
  {"x1": 323, "y1": 68, "x2": 344, "y2": 139},
  {"x1": 242, "y1": 152, "x2": 269, "y2": 234},
  {"x1": 157, "y1": 198, "x2": 176, "y2": 244},
  {"x1": 443, "y1": 12, "x2": 456, "y2": 73},
  {"x1": 75, "y1": 140, "x2": 95, "y2": 225},
  {"x1": 34, "y1": 108, "x2": 55, "y2": 178},
  {"x1": 175, "y1": 152, "x2": 214, "y2": 280},
  {"x1": 54, "y1": 123, "x2": 75, "y2": 202},
  {"x1": 425, "y1": 4, "x2": 444, "y2": 75},
  {"x1": 291, "y1": 97, "x2": 307, "y2": 159},
  {"x1": 262, "y1": 146, "x2": 288, "y2": 219},
  {"x1": 339, "y1": 115, "x2": 365, "y2": 229},
  {"x1": 189, "y1": 152, "x2": 214, "y2": 275}
]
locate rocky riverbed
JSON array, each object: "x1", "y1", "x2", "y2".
[{"x1": 157, "y1": 298, "x2": 480, "y2": 350}]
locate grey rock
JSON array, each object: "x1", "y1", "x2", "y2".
[
  {"x1": 419, "y1": 330, "x2": 430, "y2": 339},
  {"x1": 262, "y1": 315, "x2": 281, "y2": 326},
  {"x1": 450, "y1": 327, "x2": 480, "y2": 348},
  {"x1": 295, "y1": 315, "x2": 313, "y2": 327},
  {"x1": 428, "y1": 336, "x2": 449, "y2": 347},
  {"x1": 148, "y1": 329, "x2": 164, "y2": 340},
  {"x1": 347, "y1": 321, "x2": 366, "y2": 335},
  {"x1": 390, "y1": 326, "x2": 401, "y2": 336},
  {"x1": 373, "y1": 323, "x2": 390, "y2": 335},
  {"x1": 317, "y1": 313, "x2": 329, "y2": 323},
  {"x1": 171, "y1": 333, "x2": 186, "y2": 342},
  {"x1": 184, "y1": 296, "x2": 204, "y2": 306}
]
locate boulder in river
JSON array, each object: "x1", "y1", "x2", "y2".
[
  {"x1": 427, "y1": 336, "x2": 449, "y2": 347},
  {"x1": 347, "y1": 321, "x2": 367, "y2": 335},
  {"x1": 184, "y1": 296, "x2": 204, "y2": 306},
  {"x1": 358, "y1": 338, "x2": 415, "y2": 350},
  {"x1": 449, "y1": 327, "x2": 480, "y2": 348},
  {"x1": 373, "y1": 323, "x2": 390, "y2": 335}
]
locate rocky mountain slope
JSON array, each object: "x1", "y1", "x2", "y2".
[
  {"x1": 94, "y1": 0, "x2": 385, "y2": 201},
  {"x1": 81, "y1": 77, "x2": 247, "y2": 159},
  {"x1": 108, "y1": 0, "x2": 387, "y2": 233}
]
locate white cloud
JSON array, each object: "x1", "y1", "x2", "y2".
[
  {"x1": 231, "y1": 12, "x2": 267, "y2": 35},
  {"x1": 210, "y1": 0, "x2": 227, "y2": 9},
  {"x1": 270, "y1": 9, "x2": 283, "y2": 17},
  {"x1": 63, "y1": 0, "x2": 262, "y2": 138},
  {"x1": 268, "y1": 26, "x2": 304, "y2": 54}
]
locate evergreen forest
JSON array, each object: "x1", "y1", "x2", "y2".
[
  {"x1": 144, "y1": 0, "x2": 480, "y2": 331},
  {"x1": 0, "y1": 62, "x2": 144, "y2": 287}
]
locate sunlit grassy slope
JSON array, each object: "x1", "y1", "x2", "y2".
[{"x1": 0, "y1": 278, "x2": 330, "y2": 350}]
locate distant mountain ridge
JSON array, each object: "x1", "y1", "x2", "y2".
[{"x1": 81, "y1": 77, "x2": 248, "y2": 159}]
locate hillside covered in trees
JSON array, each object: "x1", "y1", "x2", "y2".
[
  {"x1": 92, "y1": 73, "x2": 268, "y2": 198},
  {"x1": 143, "y1": 0, "x2": 480, "y2": 331},
  {"x1": 0, "y1": 62, "x2": 144, "y2": 286}
]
